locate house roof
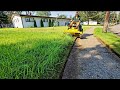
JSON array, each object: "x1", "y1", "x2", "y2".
[{"x1": 19, "y1": 14, "x2": 71, "y2": 20}]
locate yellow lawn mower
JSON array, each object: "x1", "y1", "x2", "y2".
[{"x1": 64, "y1": 23, "x2": 83, "y2": 38}]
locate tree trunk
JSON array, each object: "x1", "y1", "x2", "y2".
[{"x1": 103, "y1": 11, "x2": 110, "y2": 33}]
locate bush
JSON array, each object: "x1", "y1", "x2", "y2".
[
  {"x1": 41, "y1": 19, "x2": 44, "y2": 27},
  {"x1": 58, "y1": 22, "x2": 59, "y2": 26},
  {"x1": 51, "y1": 20, "x2": 54, "y2": 27},
  {"x1": 34, "y1": 20, "x2": 37, "y2": 27},
  {"x1": 49, "y1": 19, "x2": 51, "y2": 27}
]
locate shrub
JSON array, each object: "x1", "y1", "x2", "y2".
[
  {"x1": 41, "y1": 19, "x2": 44, "y2": 27},
  {"x1": 34, "y1": 20, "x2": 37, "y2": 27},
  {"x1": 49, "y1": 19, "x2": 51, "y2": 27}
]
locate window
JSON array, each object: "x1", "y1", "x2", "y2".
[
  {"x1": 30, "y1": 18, "x2": 34, "y2": 22},
  {"x1": 25, "y1": 18, "x2": 34, "y2": 22},
  {"x1": 43, "y1": 19, "x2": 45, "y2": 22},
  {"x1": 25, "y1": 18, "x2": 30, "y2": 22}
]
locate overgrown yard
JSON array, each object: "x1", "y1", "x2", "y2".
[
  {"x1": 0, "y1": 26, "x2": 90, "y2": 79},
  {"x1": 94, "y1": 27, "x2": 120, "y2": 55}
]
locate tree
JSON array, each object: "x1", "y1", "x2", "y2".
[
  {"x1": 58, "y1": 21, "x2": 59, "y2": 26},
  {"x1": 78, "y1": 11, "x2": 87, "y2": 22},
  {"x1": 23, "y1": 11, "x2": 35, "y2": 15},
  {"x1": 49, "y1": 19, "x2": 51, "y2": 27},
  {"x1": 58, "y1": 14, "x2": 67, "y2": 18},
  {"x1": 34, "y1": 20, "x2": 37, "y2": 27},
  {"x1": 84, "y1": 11, "x2": 100, "y2": 25},
  {"x1": 109, "y1": 11, "x2": 118, "y2": 25},
  {"x1": 118, "y1": 12, "x2": 120, "y2": 24},
  {"x1": 0, "y1": 11, "x2": 9, "y2": 27},
  {"x1": 51, "y1": 20, "x2": 54, "y2": 27},
  {"x1": 78, "y1": 11, "x2": 105, "y2": 24},
  {"x1": 95, "y1": 11, "x2": 105, "y2": 24},
  {"x1": 3, "y1": 11, "x2": 22, "y2": 23},
  {"x1": 103, "y1": 11, "x2": 110, "y2": 33},
  {"x1": 40, "y1": 19, "x2": 44, "y2": 27},
  {"x1": 36, "y1": 11, "x2": 51, "y2": 16}
]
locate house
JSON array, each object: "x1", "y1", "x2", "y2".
[
  {"x1": 83, "y1": 19, "x2": 97, "y2": 25},
  {"x1": 11, "y1": 14, "x2": 70, "y2": 28}
]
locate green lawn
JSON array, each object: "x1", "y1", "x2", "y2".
[
  {"x1": 0, "y1": 26, "x2": 89, "y2": 79},
  {"x1": 94, "y1": 27, "x2": 120, "y2": 55},
  {"x1": 82, "y1": 25, "x2": 91, "y2": 31}
]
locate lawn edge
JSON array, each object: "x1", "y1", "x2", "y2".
[
  {"x1": 59, "y1": 37, "x2": 77, "y2": 79},
  {"x1": 94, "y1": 35, "x2": 120, "y2": 58}
]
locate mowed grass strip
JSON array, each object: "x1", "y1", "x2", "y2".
[
  {"x1": 0, "y1": 26, "x2": 89, "y2": 79},
  {"x1": 94, "y1": 27, "x2": 120, "y2": 55},
  {"x1": 82, "y1": 25, "x2": 91, "y2": 31}
]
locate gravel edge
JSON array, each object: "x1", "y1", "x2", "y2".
[{"x1": 94, "y1": 35, "x2": 120, "y2": 58}]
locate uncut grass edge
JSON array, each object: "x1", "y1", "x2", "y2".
[
  {"x1": 94, "y1": 27, "x2": 120, "y2": 58},
  {"x1": 59, "y1": 37, "x2": 76, "y2": 79},
  {"x1": 0, "y1": 26, "x2": 90, "y2": 79}
]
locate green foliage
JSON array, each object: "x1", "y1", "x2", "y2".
[
  {"x1": 40, "y1": 19, "x2": 44, "y2": 27},
  {"x1": 117, "y1": 13, "x2": 120, "y2": 23},
  {"x1": 3, "y1": 11, "x2": 22, "y2": 23},
  {"x1": 0, "y1": 26, "x2": 89, "y2": 79},
  {"x1": 94, "y1": 27, "x2": 120, "y2": 55},
  {"x1": 36, "y1": 11, "x2": 51, "y2": 16},
  {"x1": 58, "y1": 22, "x2": 59, "y2": 26},
  {"x1": 0, "y1": 27, "x2": 74, "y2": 79},
  {"x1": 52, "y1": 20, "x2": 54, "y2": 27},
  {"x1": 49, "y1": 19, "x2": 51, "y2": 27},
  {"x1": 0, "y1": 11, "x2": 9, "y2": 24},
  {"x1": 58, "y1": 14, "x2": 67, "y2": 18},
  {"x1": 51, "y1": 20, "x2": 54, "y2": 27},
  {"x1": 34, "y1": 20, "x2": 37, "y2": 27},
  {"x1": 78, "y1": 11, "x2": 105, "y2": 23},
  {"x1": 109, "y1": 11, "x2": 119, "y2": 24}
]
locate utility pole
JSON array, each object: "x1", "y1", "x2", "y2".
[{"x1": 103, "y1": 11, "x2": 110, "y2": 33}]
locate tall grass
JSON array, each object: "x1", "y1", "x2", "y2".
[{"x1": 0, "y1": 26, "x2": 89, "y2": 79}]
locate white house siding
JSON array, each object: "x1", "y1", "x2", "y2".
[
  {"x1": 22, "y1": 17, "x2": 50, "y2": 28},
  {"x1": 12, "y1": 16, "x2": 23, "y2": 28},
  {"x1": 83, "y1": 21, "x2": 97, "y2": 25},
  {"x1": 89, "y1": 21, "x2": 97, "y2": 25},
  {"x1": 43, "y1": 22, "x2": 49, "y2": 27},
  {"x1": 12, "y1": 15, "x2": 71, "y2": 28},
  {"x1": 58, "y1": 19, "x2": 66, "y2": 26},
  {"x1": 34, "y1": 18, "x2": 41, "y2": 27},
  {"x1": 22, "y1": 17, "x2": 34, "y2": 28},
  {"x1": 83, "y1": 22, "x2": 88, "y2": 25}
]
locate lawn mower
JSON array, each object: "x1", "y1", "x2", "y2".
[{"x1": 64, "y1": 23, "x2": 83, "y2": 38}]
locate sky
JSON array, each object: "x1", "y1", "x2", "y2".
[
  {"x1": 50, "y1": 11, "x2": 76, "y2": 18},
  {"x1": 21, "y1": 11, "x2": 76, "y2": 18}
]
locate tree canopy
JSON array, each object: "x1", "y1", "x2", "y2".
[
  {"x1": 0, "y1": 11, "x2": 9, "y2": 24},
  {"x1": 36, "y1": 11, "x2": 51, "y2": 16},
  {"x1": 78, "y1": 11, "x2": 107, "y2": 25},
  {"x1": 57, "y1": 14, "x2": 67, "y2": 18}
]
